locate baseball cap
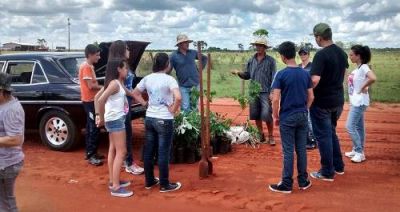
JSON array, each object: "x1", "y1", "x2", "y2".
[
  {"x1": 298, "y1": 47, "x2": 310, "y2": 54},
  {"x1": 311, "y1": 23, "x2": 331, "y2": 36}
]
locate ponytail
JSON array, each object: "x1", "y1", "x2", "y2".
[{"x1": 351, "y1": 45, "x2": 371, "y2": 64}]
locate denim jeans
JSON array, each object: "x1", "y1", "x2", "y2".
[
  {"x1": 0, "y1": 161, "x2": 23, "y2": 212},
  {"x1": 179, "y1": 86, "x2": 199, "y2": 113},
  {"x1": 83, "y1": 101, "x2": 100, "y2": 158},
  {"x1": 279, "y1": 112, "x2": 309, "y2": 189},
  {"x1": 346, "y1": 105, "x2": 367, "y2": 153},
  {"x1": 144, "y1": 117, "x2": 174, "y2": 187},
  {"x1": 310, "y1": 105, "x2": 345, "y2": 177},
  {"x1": 125, "y1": 100, "x2": 134, "y2": 166}
]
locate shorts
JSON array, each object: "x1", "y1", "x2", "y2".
[
  {"x1": 105, "y1": 116, "x2": 126, "y2": 133},
  {"x1": 249, "y1": 93, "x2": 273, "y2": 123}
]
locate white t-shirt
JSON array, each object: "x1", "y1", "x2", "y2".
[
  {"x1": 348, "y1": 64, "x2": 371, "y2": 106},
  {"x1": 136, "y1": 73, "x2": 179, "y2": 120}
]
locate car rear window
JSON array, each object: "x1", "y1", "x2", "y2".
[{"x1": 58, "y1": 57, "x2": 85, "y2": 78}]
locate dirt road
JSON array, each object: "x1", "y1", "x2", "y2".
[{"x1": 16, "y1": 99, "x2": 400, "y2": 212}]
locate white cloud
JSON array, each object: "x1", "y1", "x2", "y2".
[{"x1": 0, "y1": 0, "x2": 399, "y2": 49}]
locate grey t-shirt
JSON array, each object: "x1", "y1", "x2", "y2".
[{"x1": 0, "y1": 97, "x2": 25, "y2": 170}]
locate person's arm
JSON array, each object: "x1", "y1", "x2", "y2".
[
  {"x1": 0, "y1": 108, "x2": 24, "y2": 147},
  {"x1": 307, "y1": 88, "x2": 314, "y2": 109},
  {"x1": 272, "y1": 89, "x2": 281, "y2": 126},
  {"x1": 360, "y1": 67, "x2": 377, "y2": 94},
  {"x1": 195, "y1": 50, "x2": 208, "y2": 70},
  {"x1": 169, "y1": 88, "x2": 182, "y2": 115},
  {"x1": 94, "y1": 87, "x2": 105, "y2": 125},
  {"x1": 82, "y1": 66, "x2": 102, "y2": 90},
  {"x1": 130, "y1": 77, "x2": 148, "y2": 106},
  {"x1": 0, "y1": 135, "x2": 23, "y2": 147},
  {"x1": 232, "y1": 60, "x2": 251, "y2": 80},
  {"x1": 309, "y1": 52, "x2": 323, "y2": 88},
  {"x1": 95, "y1": 81, "x2": 119, "y2": 126},
  {"x1": 131, "y1": 88, "x2": 148, "y2": 107}
]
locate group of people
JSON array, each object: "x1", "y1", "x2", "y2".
[
  {"x1": 0, "y1": 22, "x2": 378, "y2": 210},
  {"x1": 79, "y1": 35, "x2": 210, "y2": 197},
  {"x1": 267, "y1": 23, "x2": 377, "y2": 193}
]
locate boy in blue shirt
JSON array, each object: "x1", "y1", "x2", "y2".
[{"x1": 269, "y1": 41, "x2": 314, "y2": 193}]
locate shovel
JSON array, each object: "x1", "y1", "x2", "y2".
[{"x1": 197, "y1": 41, "x2": 209, "y2": 178}]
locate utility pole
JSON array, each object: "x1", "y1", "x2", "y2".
[{"x1": 68, "y1": 18, "x2": 71, "y2": 52}]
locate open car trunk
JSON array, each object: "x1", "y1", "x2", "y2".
[{"x1": 94, "y1": 40, "x2": 151, "y2": 119}]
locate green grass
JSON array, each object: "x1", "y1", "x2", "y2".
[
  {"x1": 3, "y1": 50, "x2": 399, "y2": 102},
  {"x1": 136, "y1": 50, "x2": 400, "y2": 103}
]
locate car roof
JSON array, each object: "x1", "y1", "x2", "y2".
[{"x1": 0, "y1": 52, "x2": 84, "y2": 60}]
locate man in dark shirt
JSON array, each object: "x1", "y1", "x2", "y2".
[
  {"x1": 269, "y1": 41, "x2": 314, "y2": 193},
  {"x1": 298, "y1": 47, "x2": 317, "y2": 149},
  {"x1": 309, "y1": 23, "x2": 349, "y2": 181},
  {"x1": 170, "y1": 34, "x2": 208, "y2": 112},
  {"x1": 231, "y1": 37, "x2": 276, "y2": 145}
]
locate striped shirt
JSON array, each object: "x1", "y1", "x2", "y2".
[
  {"x1": 0, "y1": 97, "x2": 25, "y2": 170},
  {"x1": 239, "y1": 54, "x2": 276, "y2": 93}
]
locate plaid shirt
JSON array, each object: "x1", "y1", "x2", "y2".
[{"x1": 239, "y1": 53, "x2": 276, "y2": 93}]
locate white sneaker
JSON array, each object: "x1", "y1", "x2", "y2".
[
  {"x1": 125, "y1": 163, "x2": 144, "y2": 175},
  {"x1": 351, "y1": 153, "x2": 366, "y2": 163},
  {"x1": 345, "y1": 150, "x2": 356, "y2": 158}
]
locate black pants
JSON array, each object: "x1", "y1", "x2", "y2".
[{"x1": 83, "y1": 101, "x2": 100, "y2": 158}]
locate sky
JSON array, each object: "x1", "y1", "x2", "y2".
[{"x1": 1, "y1": 0, "x2": 399, "y2": 50}]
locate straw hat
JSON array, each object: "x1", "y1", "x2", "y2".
[
  {"x1": 176, "y1": 34, "x2": 193, "y2": 46},
  {"x1": 250, "y1": 37, "x2": 270, "y2": 48}
]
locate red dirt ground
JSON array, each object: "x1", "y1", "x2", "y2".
[{"x1": 16, "y1": 99, "x2": 400, "y2": 212}]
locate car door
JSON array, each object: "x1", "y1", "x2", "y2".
[{"x1": 6, "y1": 60, "x2": 49, "y2": 129}]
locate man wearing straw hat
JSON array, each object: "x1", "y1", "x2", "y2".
[
  {"x1": 231, "y1": 37, "x2": 276, "y2": 145},
  {"x1": 170, "y1": 34, "x2": 208, "y2": 112}
]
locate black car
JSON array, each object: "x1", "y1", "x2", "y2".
[{"x1": 0, "y1": 41, "x2": 150, "y2": 151}]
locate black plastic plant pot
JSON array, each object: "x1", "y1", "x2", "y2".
[
  {"x1": 211, "y1": 137, "x2": 220, "y2": 155},
  {"x1": 185, "y1": 147, "x2": 197, "y2": 164},
  {"x1": 176, "y1": 147, "x2": 186, "y2": 164}
]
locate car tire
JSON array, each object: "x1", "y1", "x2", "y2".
[{"x1": 39, "y1": 110, "x2": 79, "y2": 151}]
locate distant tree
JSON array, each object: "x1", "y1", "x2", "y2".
[
  {"x1": 299, "y1": 42, "x2": 314, "y2": 50},
  {"x1": 253, "y1": 29, "x2": 269, "y2": 37},
  {"x1": 346, "y1": 41, "x2": 360, "y2": 49},
  {"x1": 193, "y1": 41, "x2": 208, "y2": 50},
  {"x1": 335, "y1": 41, "x2": 345, "y2": 49},
  {"x1": 238, "y1": 43, "x2": 244, "y2": 52},
  {"x1": 208, "y1": 46, "x2": 222, "y2": 51},
  {"x1": 37, "y1": 38, "x2": 47, "y2": 48},
  {"x1": 93, "y1": 41, "x2": 99, "y2": 47}
]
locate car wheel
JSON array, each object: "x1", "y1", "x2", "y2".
[{"x1": 39, "y1": 110, "x2": 79, "y2": 151}]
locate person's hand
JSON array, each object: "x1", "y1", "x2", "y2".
[
  {"x1": 359, "y1": 87, "x2": 369, "y2": 94},
  {"x1": 168, "y1": 105, "x2": 180, "y2": 116},
  {"x1": 274, "y1": 118, "x2": 279, "y2": 126},
  {"x1": 231, "y1": 69, "x2": 240, "y2": 75},
  {"x1": 96, "y1": 115, "x2": 104, "y2": 127}
]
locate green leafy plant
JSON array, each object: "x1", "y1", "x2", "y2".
[
  {"x1": 210, "y1": 112, "x2": 232, "y2": 137},
  {"x1": 174, "y1": 111, "x2": 201, "y2": 148},
  {"x1": 253, "y1": 29, "x2": 269, "y2": 38},
  {"x1": 234, "y1": 80, "x2": 261, "y2": 110}
]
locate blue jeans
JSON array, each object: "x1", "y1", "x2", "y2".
[
  {"x1": 180, "y1": 86, "x2": 199, "y2": 113},
  {"x1": 279, "y1": 112, "x2": 309, "y2": 189},
  {"x1": 125, "y1": 100, "x2": 134, "y2": 166},
  {"x1": 83, "y1": 101, "x2": 100, "y2": 158},
  {"x1": 0, "y1": 161, "x2": 23, "y2": 212},
  {"x1": 346, "y1": 105, "x2": 367, "y2": 153},
  {"x1": 144, "y1": 117, "x2": 174, "y2": 187},
  {"x1": 310, "y1": 105, "x2": 345, "y2": 177}
]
